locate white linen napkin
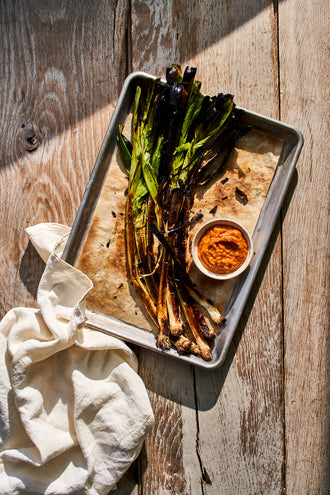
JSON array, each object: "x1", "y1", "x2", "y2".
[{"x1": 0, "y1": 223, "x2": 154, "y2": 495}]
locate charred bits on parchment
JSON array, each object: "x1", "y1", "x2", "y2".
[{"x1": 235, "y1": 187, "x2": 249, "y2": 205}]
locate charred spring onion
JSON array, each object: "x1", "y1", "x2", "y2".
[{"x1": 118, "y1": 65, "x2": 250, "y2": 361}]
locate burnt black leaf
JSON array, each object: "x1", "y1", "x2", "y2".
[{"x1": 235, "y1": 187, "x2": 248, "y2": 205}]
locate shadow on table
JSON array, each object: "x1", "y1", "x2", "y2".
[
  {"x1": 19, "y1": 241, "x2": 46, "y2": 300},
  {"x1": 0, "y1": 0, "x2": 287, "y2": 171}
]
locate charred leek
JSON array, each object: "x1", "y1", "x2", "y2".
[{"x1": 118, "y1": 65, "x2": 249, "y2": 360}]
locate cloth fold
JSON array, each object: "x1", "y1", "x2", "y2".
[{"x1": 0, "y1": 223, "x2": 154, "y2": 495}]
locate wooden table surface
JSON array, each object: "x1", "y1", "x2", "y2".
[{"x1": 0, "y1": 1, "x2": 328, "y2": 494}]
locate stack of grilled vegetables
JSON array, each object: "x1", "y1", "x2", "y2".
[{"x1": 118, "y1": 65, "x2": 249, "y2": 360}]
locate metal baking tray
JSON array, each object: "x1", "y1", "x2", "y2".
[{"x1": 62, "y1": 71, "x2": 304, "y2": 369}]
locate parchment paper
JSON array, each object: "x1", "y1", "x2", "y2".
[{"x1": 77, "y1": 129, "x2": 283, "y2": 334}]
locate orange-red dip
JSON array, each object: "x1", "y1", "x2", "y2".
[{"x1": 197, "y1": 225, "x2": 248, "y2": 275}]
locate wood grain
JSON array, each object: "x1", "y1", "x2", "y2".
[
  {"x1": 131, "y1": 1, "x2": 284, "y2": 494},
  {"x1": 196, "y1": 232, "x2": 284, "y2": 494},
  {"x1": 0, "y1": 3, "x2": 137, "y2": 493},
  {"x1": 279, "y1": 0, "x2": 330, "y2": 493},
  {"x1": 138, "y1": 351, "x2": 201, "y2": 495},
  {"x1": 186, "y1": 3, "x2": 284, "y2": 493},
  {"x1": 1, "y1": 1, "x2": 328, "y2": 494},
  {"x1": 0, "y1": 0, "x2": 129, "y2": 318}
]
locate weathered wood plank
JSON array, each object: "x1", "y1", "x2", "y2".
[
  {"x1": 196, "y1": 232, "x2": 284, "y2": 494},
  {"x1": 137, "y1": 350, "x2": 201, "y2": 495},
  {"x1": 131, "y1": 1, "x2": 284, "y2": 494},
  {"x1": 0, "y1": 0, "x2": 129, "y2": 318},
  {"x1": 279, "y1": 1, "x2": 330, "y2": 493},
  {"x1": 0, "y1": 2, "x2": 138, "y2": 494},
  {"x1": 130, "y1": 2, "x2": 207, "y2": 494},
  {"x1": 187, "y1": 3, "x2": 284, "y2": 493},
  {"x1": 2, "y1": 1, "x2": 327, "y2": 494}
]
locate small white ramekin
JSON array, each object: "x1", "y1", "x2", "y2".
[{"x1": 191, "y1": 218, "x2": 253, "y2": 280}]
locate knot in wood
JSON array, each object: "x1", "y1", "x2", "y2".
[{"x1": 24, "y1": 130, "x2": 40, "y2": 152}]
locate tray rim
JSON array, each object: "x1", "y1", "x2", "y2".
[{"x1": 63, "y1": 71, "x2": 304, "y2": 370}]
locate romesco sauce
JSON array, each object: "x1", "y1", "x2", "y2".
[{"x1": 197, "y1": 225, "x2": 248, "y2": 275}]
